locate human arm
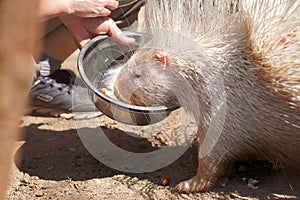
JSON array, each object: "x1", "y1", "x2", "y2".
[
  {"x1": 59, "y1": 15, "x2": 135, "y2": 48},
  {"x1": 37, "y1": 0, "x2": 119, "y2": 21}
]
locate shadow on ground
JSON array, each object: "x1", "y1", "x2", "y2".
[
  {"x1": 16, "y1": 124, "x2": 198, "y2": 184},
  {"x1": 15, "y1": 123, "x2": 300, "y2": 199}
]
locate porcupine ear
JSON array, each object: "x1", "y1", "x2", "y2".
[{"x1": 152, "y1": 52, "x2": 169, "y2": 66}]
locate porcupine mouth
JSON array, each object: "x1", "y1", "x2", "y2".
[{"x1": 113, "y1": 85, "x2": 133, "y2": 105}]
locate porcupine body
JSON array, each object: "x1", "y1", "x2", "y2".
[{"x1": 114, "y1": 0, "x2": 300, "y2": 192}]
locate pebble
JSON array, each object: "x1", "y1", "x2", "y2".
[
  {"x1": 19, "y1": 186, "x2": 27, "y2": 193},
  {"x1": 35, "y1": 192, "x2": 44, "y2": 197},
  {"x1": 161, "y1": 177, "x2": 170, "y2": 186},
  {"x1": 247, "y1": 182, "x2": 259, "y2": 189},
  {"x1": 221, "y1": 182, "x2": 227, "y2": 187},
  {"x1": 42, "y1": 183, "x2": 57, "y2": 190},
  {"x1": 60, "y1": 113, "x2": 74, "y2": 119},
  {"x1": 65, "y1": 190, "x2": 76, "y2": 195},
  {"x1": 12, "y1": 191, "x2": 20, "y2": 197},
  {"x1": 73, "y1": 112, "x2": 102, "y2": 120},
  {"x1": 18, "y1": 194, "x2": 27, "y2": 200},
  {"x1": 249, "y1": 178, "x2": 259, "y2": 185},
  {"x1": 69, "y1": 148, "x2": 76, "y2": 152},
  {"x1": 22, "y1": 172, "x2": 30, "y2": 178},
  {"x1": 242, "y1": 177, "x2": 259, "y2": 189},
  {"x1": 247, "y1": 178, "x2": 259, "y2": 189},
  {"x1": 31, "y1": 176, "x2": 40, "y2": 180},
  {"x1": 20, "y1": 177, "x2": 29, "y2": 184},
  {"x1": 29, "y1": 183, "x2": 35, "y2": 188}
]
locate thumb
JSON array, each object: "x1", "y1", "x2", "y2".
[
  {"x1": 104, "y1": 18, "x2": 136, "y2": 45},
  {"x1": 78, "y1": 38, "x2": 91, "y2": 48}
]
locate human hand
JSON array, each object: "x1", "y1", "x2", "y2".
[
  {"x1": 66, "y1": 0, "x2": 119, "y2": 17},
  {"x1": 60, "y1": 15, "x2": 135, "y2": 48}
]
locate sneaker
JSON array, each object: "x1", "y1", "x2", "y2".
[{"x1": 29, "y1": 70, "x2": 102, "y2": 119}]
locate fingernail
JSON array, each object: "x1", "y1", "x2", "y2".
[{"x1": 116, "y1": 33, "x2": 136, "y2": 44}]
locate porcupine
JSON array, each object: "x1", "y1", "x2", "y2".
[{"x1": 113, "y1": 0, "x2": 300, "y2": 193}]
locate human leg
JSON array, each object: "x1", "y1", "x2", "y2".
[
  {"x1": 30, "y1": 18, "x2": 100, "y2": 118},
  {"x1": 30, "y1": 1, "x2": 145, "y2": 118}
]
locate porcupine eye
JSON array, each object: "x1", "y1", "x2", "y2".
[
  {"x1": 134, "y1": 74, "x2": 141, "y2": 79},
  {"x1": 132, "y1": 73, "x2": 142, "y2": 83}
]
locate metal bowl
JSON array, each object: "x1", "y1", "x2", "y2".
[{"x1": 77, "y1": 32, "x2": 178, "y2": 125}]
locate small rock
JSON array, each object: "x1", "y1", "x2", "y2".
[
  {"x1": 249, "y1": 178, "x2": 259, "y2": 185},
  {"x1": 29, "y1": 183, "x2": 35, "y2": 188},
  {"x1": 60, "y1": 113, "x2": 74, "y2": 119},
  {"x1": 43, "y1": 153, "x2": 49, "y2": 157},
  {"x1": 42, "y1": 183, "x2": 57, "y2": 190},
  {"x1": 12, "y1": 191, "x2": 20, "y2": 197},
  {"x1": 65, "y1": 190, "x2": 76, "y2": 195},
  {"x1": 20, "y1": 177, "x2": 29, "y2": 184},
  {"x1": 35, "y1": 192, "x2": 44, "y2": 197},
  {"x1": 19, "y1": 186, "x2": 27, "y2": 193},
  {"x1": 247, "y1": 182, "x2": 259, "y2": 189},
  {"x1": 161, "y1": 177, "x2": 170, "y2": 186},
  {"x1": 221, "y1": 182, "x2": 227, "y2": 187},
  {"x1": 47, "y1": 166, "x2": 54, "y2": 171},
  {"x1": 247, "y1": 178, "x2": 259, "y2": 189},
  {"x1": 31, "y1": 176, "x2": 40, "y2": 180},
  {"x1": 242, "y1": 177, "x2": 248, "y2": 181},
  {"x1": 23, "y1": 172, "x2": 30, "y2": 178},
  {"x1": 69, "y1": 148, "x2": 76, "y2": 152}
]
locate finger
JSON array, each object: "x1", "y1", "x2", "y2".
[
  {"x1": 79, "y1": 38, "x2": 92, "y2": 48},
  {"x1": 72, "y1": 30, "x2": 94, "y2": 48},
  {"x1": 105, "y1": 0, "x2": 119, "y2": 10},
  {"x1": 98, "y1": 8, "x2": 112, "y2": 16},
  {"x1": 104, "y1": 18, "x2": 136, "y2": 45},
  {"x1": 112, "y1": 32, "x2": 136, "y2": 45}
]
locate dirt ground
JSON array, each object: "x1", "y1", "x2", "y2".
[{"x1": 5, "y1": 51, "x2": 300, "y2": 200}]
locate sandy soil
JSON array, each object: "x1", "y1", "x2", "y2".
[{"x1": 5, "y1": 51, "x2": 300, "y2": 200}]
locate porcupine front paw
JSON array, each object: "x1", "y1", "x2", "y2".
[{"x1": 174, "y1": 175, "x2": 213, "y2": 193}]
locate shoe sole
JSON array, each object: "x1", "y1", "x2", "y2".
[{"x1": 28, "y1": 106, "x2": 103, "y2": 120}]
